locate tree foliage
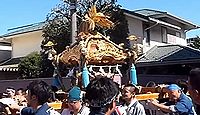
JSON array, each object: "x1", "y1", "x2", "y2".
[
  {"x1": 18, "y1": 52, "x2": 42, "y2": 79},
  {"x1": 42, "y1": 0, "x2": 129, "y2": 51},
  {"x1": 190, "y1": 36, "x2": 200, "y2": 49},
  {"x1": 42, "y1": 3, "x2": 71, "y2": 53}
]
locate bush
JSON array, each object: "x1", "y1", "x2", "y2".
[{"x1": 18, "y1": 52, "x2": 42, "y2": 79}]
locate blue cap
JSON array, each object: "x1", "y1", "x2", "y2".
[
  {"x1": 68, "y1": 86, "x2": 81, "y2": 101},
  {"x1": 167, "y1": 84, "x2": 181, "y2": 91}
]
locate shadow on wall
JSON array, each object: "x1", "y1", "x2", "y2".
[{"x1": 0, "y1": 50, "x2": 11, "y2": 63}]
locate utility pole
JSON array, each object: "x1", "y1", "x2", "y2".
[{"x1": 70, "y1": 0, "x2": 77, "y2": 44}]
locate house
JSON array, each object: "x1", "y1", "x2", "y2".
[
  {"x1": 121, "y1": 9, "x2": 200, "y2": 85},
  {"x1": 136, "y1": 44, "x2": 200, "y2": 85},
  {"x1": 123, "y1": 9, "x2": 199, "y2": 53},
  {"x1": 0, "y1": 22, "x2": 45, "y2": 79},
  {"x1": 0, "y1": 9, "x2": 199, "y2": 81}
]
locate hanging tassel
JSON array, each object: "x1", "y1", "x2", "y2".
[
  {"x1": 82, "y1": 64, "x2": 90, "y2": 88},
  {"x1": 130, "y1": 64, "x2": 138, "y2": 85}
]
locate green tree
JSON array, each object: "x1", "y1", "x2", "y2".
[
  {"x1": 190, "y1": 36, "x2": 200, "y2": 49},
  {"x1": 18, "y1": 52, "x2": 42, "y2": 79},
  {"x1": 42, "y1": 0, "x2": 129, "y2": 51}
]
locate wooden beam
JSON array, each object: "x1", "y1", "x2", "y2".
[{"x1": 136, "y1": 93, "x2": 160, "y2": 101}]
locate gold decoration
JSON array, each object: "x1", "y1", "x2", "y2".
[
  {"x1": 44, "y1": 41, "x2": 55, "y2": 47},
  {"x1": 86, "y1": 38, "x2": 127, "y2": 65},
  {"x1": 127, "y1": 35, "x2": 138, "y2": 41},
  {"x1": 80, "y1": 5, "x2": 113, "y2": 32},
  {"x1": 60, "y1": 44, "x2": 82, "y2": 66},
  {"x1": 60, "y1": 33, "x2": 129, "y2": 66}
]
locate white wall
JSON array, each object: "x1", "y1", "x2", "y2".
[
  {"x1": 126, "y1": 16, "x2": 144, "y2": 46},
  {"x1": 167, "y1": 34, "x2": 187, "y2": 45},
  {"x1": 12, "y1": 31, "x2": 43, "y2": 58},
  {"x1": 0, "y1": 46, "x2": 12, "y2": 51}
]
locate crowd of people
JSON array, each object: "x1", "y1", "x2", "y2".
[{"x1": 0, "y1": 68, "x2": 199, "y2": 115}]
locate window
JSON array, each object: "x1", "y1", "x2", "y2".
[
  {"x1": 176, "y1": 31, "x2": 181, "y2": 37},
  {"x1": 161, "y1": 27, "x2": 167, "y2": 43},
  {"x1": 143, "y1": 24, "x2": 150, "y2": 45},
  {"x1": 168, "y1": 29, "x2": 181, "y2": 37}
]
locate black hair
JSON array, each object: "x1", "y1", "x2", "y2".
[
  {"x1": 6, "y1": 86, "x2": 15, "y2": 90},
  {"x1": 189, "y1": 68, "x2": 200, "y2": 92},
  {"x1": 176, "y1": 79, "x2": 188, "y2": 94},
  {"x1": 85, "y1": 77, "x2": 119, "y2": 113},
  {"x1": 27, "y1": 80, "x2": 52, "y2": 105},
  {"x1": 124, "y1": 84, "x2": 138, "y2": 94},
  {"x1": 17, "y1": 88, "x2": 24, "y2": 91}
]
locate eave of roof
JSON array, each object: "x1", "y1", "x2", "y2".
[
  {"x1": 155, "y1": 13, "x2": 199, "y2": 30},
  {"x1": 134, "y1": 9, "x2": 200, "y2": 30},
  {"x1": 0, "y1": 22, "x2": 45, "y2": 39},
  {"x1": 122, "y1": 9, "x2": 149, "y2": 20}
]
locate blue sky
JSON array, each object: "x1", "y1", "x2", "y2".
[{"x1": 0, "y1": 0, "x2": 199, "y2": 38}]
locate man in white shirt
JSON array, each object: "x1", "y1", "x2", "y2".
[
  {"x1": 122, "y1": 84, "x2": 146, "y2": 115},
  {"x1": 61, "y1": 86, "x2": 89, "y2": 115}
]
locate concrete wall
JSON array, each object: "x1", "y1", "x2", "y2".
[
  {"x1": 0, "y1": 71, "x2": 18, "y2": 80},
  {"x1": 0, "y1": 77, "x2": 71, "y2": 93},
  {"x1": 11, "y1": 31, "x2": 43, "y2": 58}
]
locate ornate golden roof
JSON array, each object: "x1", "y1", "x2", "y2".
[{"x1": 60, "y1": 33, "x2": 129, "y2": 66}]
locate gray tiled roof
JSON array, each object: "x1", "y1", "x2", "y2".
[
  {"x1": 137, "y1": 45, "x2": 200, "y2": 64},
  {"x1": 2, "y1": 22, "x2": 45, "y2": 37}
]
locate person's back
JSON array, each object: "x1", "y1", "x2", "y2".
[
  {"x1": 175, "y1": 93, "x2": 196, "y2": 115},
  {"x1": 35, "y1": 103, "x2": 60, "y2": 115},
  {"x1": 21, "y1": 107, "x2": 35, "y2": 115},
  {"x1": 188, "y1": 68, "x2": 200, "y2": 114}
]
